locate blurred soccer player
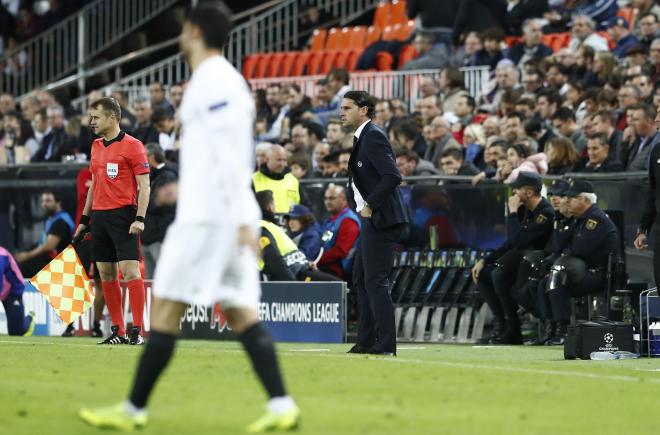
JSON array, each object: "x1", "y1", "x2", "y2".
[{"x1": 79, "y1": 2, "x2": 299, "y2": 432}]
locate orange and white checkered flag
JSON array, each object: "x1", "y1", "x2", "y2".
[{"x1": 30, "y1": 244, "x2": 95, "y2": 324}]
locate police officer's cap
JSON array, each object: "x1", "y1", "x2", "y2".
[
  {"x1": 548, "y1": 179, "x2": 570, "y2": 196},
  {"x1": 510, "y1": 171, "x2": 542, "y2": 191},
  {"x1": 564, "y1": 179, "x2": 594, "y2": 197},
  {"x1": 286, "y1": 204, "x2": 312, "y2": 219}
]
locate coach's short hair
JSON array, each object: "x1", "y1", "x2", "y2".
[
  {"x1": 145, "y1": 142, "x2": 165, "y2": 163},
  {"x1": 90, "y1": 97, "x2": 121, "y2": 121},
  {"x1": 343, "y1": 90, "x2": 375, "y2": 118},
  {"x1": 187, "y1": 1, "x2": 233, "y2": 50}
]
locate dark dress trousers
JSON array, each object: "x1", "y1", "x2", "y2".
[{"x1": 347, "y1": 120, "x2": 410, "y2": 354}]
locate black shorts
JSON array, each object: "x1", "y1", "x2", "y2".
[{"x1": 91, "y1": 206, "x2": 140, "y2": 262}]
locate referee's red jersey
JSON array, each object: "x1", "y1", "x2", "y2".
[{"x1": 90, "y1": 131, "x2": 149, "y2": 211}]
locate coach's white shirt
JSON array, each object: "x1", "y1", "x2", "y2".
[
  {"x1": 177, "y1": 55, "x2": 261, "y2": 228},
  {"x1": 351, "y1": 119, "x2": 370, "y2": 212}
]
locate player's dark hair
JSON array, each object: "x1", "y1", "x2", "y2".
[
  {"x1": 41, "y1": 189, "x2": 62, "y2": 203},
  {"x1": 187, "y1": 1, "x2": 233, "y2": 50},
  {"x1": 343, "y1": 90, "x2": 375, "y2": 118},
  {"x1": 90, "y1": 97, "x2": 122, "y2": 121}
]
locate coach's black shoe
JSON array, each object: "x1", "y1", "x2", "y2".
[
  {"x1": 526, "y1": 321, "x2": 556, "y2": 346},
  {"x1": 347, "y1": 344, "x2": 369, "y2": 354},
  {"x1": 478, "y1": 316, "x2": 506, "y2": 344},
  {"x1": 62, "y1": 323, "x2": 75, "y2": 337},
  {"x1": 98, "y1": 325, "x2": 128, "y2": 345},
  {"x1": 492, "y1": 323, "x2": 523, "y2": 345},
  {"x1": 367, "y1": 348, "x2": 396, "y2": 357},
  {"x1": 129, "y1": 326, "x2": 144, "y2": 345},
  {"x1": 91, "y1": 321, "x2": 103, "y2": 338},
  {"x1": 548, "y1": 322, "x2": 568, "y2": 346}
]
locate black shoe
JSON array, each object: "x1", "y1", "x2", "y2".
[
  {"x1": 347, "y1": 344, "x2": 369, "y2": 354},
  {"x1": 526, "y1": 321, "x2": 556, "y2": 346},
  {"x1": 478, "y1": 316, "x2": 506, "y2": 344},
  {"x1": 129, "y1": 326, "x2": 144, "y2": 345},
  {"x1": 492, "y1": 323, "x2": 523, "y2": 345},
  {"x1": 367, "y1": 347, "x2": 396, "y2": 356},
  {"x1": 61, "y1": 323, "x2": 75, "y2": 337},
  {"x1": 91, "y1": 321, "x2": 103, "y2": 338},
  {"x1": 548, "y1": 322, "x2": 568, "y2": 346},
  {"x1": 97, "y1": 325, "x2": 128, "y2": 345}
]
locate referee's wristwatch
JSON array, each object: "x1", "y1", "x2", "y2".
[{"x1": 135, "y1": 216, "x2": 145, "y2": 223}]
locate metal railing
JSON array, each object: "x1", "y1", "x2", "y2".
[
  {"x1": 0, "y1": 0, "x2": 181, "y2": 96},
  {"x1": 69, "y1": 0, "x2": 382, "y2": 111}
]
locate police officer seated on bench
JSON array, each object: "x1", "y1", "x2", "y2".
[
  {"x1": 544, "y1": 179, "x2": 619, "y2": 345},
  {"x1": 514, "y1": 179, "x2": 575, "y2": 346},
  {"x1": 471, "y1": 172, "x2": 555, "y2": 344}
]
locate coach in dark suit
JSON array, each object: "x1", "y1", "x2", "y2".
[{"x1": 341, "y1": 91, "x2": 410, "y2": 356}]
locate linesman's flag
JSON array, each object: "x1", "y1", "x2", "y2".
[{"x1": 30, "y1": 244, "x2": 95, "y2": 323}]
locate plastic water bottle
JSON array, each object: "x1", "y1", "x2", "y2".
[{"x1": 590, "y1": 351, "x2": 618, "y2": 360}]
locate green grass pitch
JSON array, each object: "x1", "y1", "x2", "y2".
[{"x1": 1, "y1": 336, "x2": 658, "y2": 435}]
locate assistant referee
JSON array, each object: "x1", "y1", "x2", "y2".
[{"x1": 74, "y1": 97, "x2": 150, "y2": 345}]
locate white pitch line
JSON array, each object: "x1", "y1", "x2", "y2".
[
  {"x1": 397, "y1": 346, "x2": 427, "y2": 350},
  {"x1": 286, "y1": 348, "x2": 330, "y2": 352}
]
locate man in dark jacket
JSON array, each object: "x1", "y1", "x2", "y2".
[
  {"x1": 141, "y1": 143, "x2": 178, "y2": 279},
  {"x1": 575, "y1": 133, "x2": 624, "y2": 173},
  {"x1": 506, "y1": 18, "x2": 553, "y2": 66},
  {"x1": 439, "y1": 148, "x2": 480, "y2": 176},
  {"x1": 31, "y1": 105, "x2": 73, "y2": 162}
]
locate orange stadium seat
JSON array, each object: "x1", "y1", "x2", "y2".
[
  {"x1": 253, "y1": 53, "x2": 272, "y2": 79},
  {"x1": 279, "y1": 52, "x2": 297, "y2": 77},
  {"x1": 390, "y1": 0, "x2": 407, "y2": 25},
  {"x1": 373, "y1": 1, "x2": 391, "y2": 29},
  {"x1": 310, "y1": 29, "x2": 327, "y2": 51},
  {"x1": 504, "y1": 36, "x2": 521, "y2": 47},
  {"x1": 553, "y1": 32, "x2": 571, "y2": 51},
  {"x1": 347, "y1": 26, "x2": 367, "y2": 50},
  {"x1": 396, "y1": 20, "x2": 415, "y2": 40},
  {"x1": 265, "y1": 52, "x2": 286, "y2": 78},
  {"x1": 617, "y1": 7, "x2": 637, "y2": 29},
  {"x1": 541, "y1": 33, "x2": 555, "y2": 49},
  {"x1": 307, "y1": 51, "x2": 325, "y2": 75},
  {"x1": 319, "y1": 50, "x2": 338, "y2": 74},
  {"x1": 398, "y1": 44, "x2": 417, "y2": 68},
  {"x1": 376, "y1": 51, "x2": 394, "y2": 70},
  {"x1": 325, "y1": 27, "x2": 343, "y2": 50},
  {"x1": 242, "y1": 54, "x2": 260, "y2": 78},
  {"x1": 382, "y1": 25, "x2": 396, "y2": 41},
  {"x1": 334, "y1": 50, "x2": 351, "y2": 69},
  {"x1": 291, "y1": 51, "x2": 311, "y2": 76},
  {"x1": 366, "y1": 25, "x2": 382, "y2": 46},
  {"x1": 347, "y1": 50, "x2": 363, "y2": 71}
]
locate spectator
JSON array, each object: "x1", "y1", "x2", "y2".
[
  {"x1": 478, "y1": 60, "x2": 521, "y2": 112},
  {"x1": 617, "y1": 85, "x2": 642, "y2": 131},
  {"x1": 499, "y1": 88, "x2": 523, "y2": 116},
  {"x1": 15, "y1": 4, "x2": 40, "y2": 40},
  {"x1": 482, "y1": 115, "x2": 501, "y2": 137},
  {"x1": 545, "y1": 136, "x2": 580, "y2": 174},
  {"x1": 312, "y1": 78, "x2": 331, "y2": 111},
  {"x1": 396, "y1": 147, "x2": 439, "y2": 177},
  {"x1": 338, "y1": 149, "x2": 351, "y2": 174},
  {"x1": 568, "y1": 15, "x2": 609, "y2": 52},
  {"x1": 637, "y1": 12, "x2": 659, "y2": 47},
  {"x1": 315, "y1": 68, "x2": 351, "y2": 126},
  {"x1": 546, "y1": 63, "x2": 570, "y2": 95},
  {"x1": 14, "y1": 190, "x2": 74, "y2": 277},
  {"x1": 391, "y1": 119, "x2": 428, "y2": 159},
  {"x1": 35, "y1": 91, "x2": 55, "y2": 110},
  {"x1": 288, "y1": 122, "x2": 310, "y2": 154},
  {"x1": 536, "y1": 88, "x2": 560, "y2": 122},
  {"x1": 31, "y1": 105, "x2": 72, "y2": 162},
  {"x1": 452, "y1": 31, "x2": 483, "y2": 67},
  {"x1": 575, "y1": 133, "x2": 624, "y2": 172},
  {"x1": 31, "y1": 108, "x2": 49, "y2": 147},
  {"x1": 571, "y1": 0, "x2": 618, "y2": 30},
  {"x1": 169, "y1": 83, "x2": 184, "y2": 113},
  {"x1": 650, "y1": 39, "x2": 660, "y2": 83},
  {"x1": 516, "y1": 97, "x2": 537, "y2": 120},
  {"x1": 148, "y1": 82, "x2": 175, "y2": 116},
  {"x1": 282, "y1": 84, "x2": 312, "y2": 132},
  {"x1": 305, "y1": 121, "x2": 325, "y2": 151},
  {"x1": 298, "y1": 5, "x2": 331, "y2": 48},
  {"x1": 451, "y1": 94, "x2": 476, "y2": 143},
  {"x1": 419, "y1": 77, "x2": 440, "y2": 99},
  {"x1": 606, "y1": 17, "x2": 639, "y2": 58},
  {"x1": 591, "y1": 109, "x2": 623, "y2": 158},
  {"x1": 418, "y1": 94, "x2": 443, "y2": 124},
  {"x1": 19, "y1": 94, "x2": 40, "y2": 123},
  {"x1": 505, "y1": 0, "x2": 549, "y2": 36},
  {"x1": 132, "y1": 98, "x2": 159, "y2": 145},
  {"x1": 440, "y1": 67, "x2": 468, "y2": 113},
  {"x1": 151, "y1": 107, "x2": 178, "y2": 154},
  {"x1": 585, "y1": 51, "x2": 614, "y2": 89},
  {"x1": 110, "y1": 90, "x2": 137, "y2": 133},
  {"x1": 525, "y1": 117, "x2": 556, "y2": 151},
  {"x1": 318, "y1": 185, "x2": 361, "y2": 281},
  {"x1": 625, "y1": 104, "x2": 660, "y2": 171},
  {"x1": 471, "y1": 27, "x2": 505, "y2": 71},
  {"x1": 439, "y1": 147, "x2": 480, "y2": 176},
  {"x1": 312, "y1": 141, "x2": 330, "y2": 175},
  {"x1": 285, "y1": 204, "x2": 322, "y2": 262},
  {"x1": 326, "y1": 118, "x2": 347, "y2": 149},
  {"x1": 502, "y1": 111, "x2": 527, "y2": 144},
  {"x1": 321, "y1": 150, "x2": 342, "y2": 178},
  {"x1": 472, "y1": 138, "x2": 508, "y2": 184},
  {"x1": 462, "y1": 123, "x2": 486, "y2": 168},
  {"x1": 141, "y1": 143, "x2": 178, "y2": 279},
  {"x1": 506, "y1": 19, "x2": 553, "y2": 67},
  {"x1": 552, "y1": 107, "x2": 587, "y2": 153},
  {"x1": 289, "y1": 152, "x2": 312, "y2": 180},
  {"x1": 499, "y1": 142, "x2": 548, "y2": 183},
  {"x1": 374, "y1": 100, "x2": 398, "y2": 133},
  {"x1": 631, "y1": 74, "x2": 654, "y2": 105},
  {"x1": 632, "y1": 0, "x2": 660, "y2": 36},
  {"x1": 453, "y1": 0, "x2": 507, "y2": 45},
  {"x1": 521, "y1": 68, "x2": 544, "y2": 95},
  {"x1": 0, "y1": 92, "x2": 15, "y2": 115},
  {"x1": 1, "y1": 110, "x2": 37, "y2": 164},
  {"x1": 402, "y1": 31, "x2": 451, "y2": 70},
  {"x1": 252, "y1": 144, "x2": 302, "y2": 213},
  {"x1": 564, "y1": 81, "x2": 585, "y2": 115},
  {"x1": 424, "y1": 115, "x2": 461, "y2": 166},
  {"x1": 257, "y1": 83, "x2": 286, "y2": 142}
]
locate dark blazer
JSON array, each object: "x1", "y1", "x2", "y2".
[
  {"x1": 348, "y1": 121, "x2": 410, "y2": 230},
  {"x1": 31, "y1": 127, "x2": 73, "y2": 162}
]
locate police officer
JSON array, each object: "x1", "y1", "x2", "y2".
[
  {"x1": 471, "y1": 172, "x2": 555, "y2": 344},
  {"x1": 546, "y1": 179, "x2": 619, "y2": 344},
  {"x1": 522, "y1": 179, "x2": 575, "y2": 345}
]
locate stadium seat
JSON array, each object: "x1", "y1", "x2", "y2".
[
  {"x1": 390, "y1": 0, "x2": 407, "y2": 25},
  {"x1": 307, "y1": 51, "x2": 325, "y2": 75},
  {"x1": 376, "y1": 51, "x2": 394, "y2": 70},
  {"x1": 504, "y1": 36, "x2": 521, "y2": 47},
  {"x1": 253, "y1": 53, "x2": 272, "y2": 79},
  {"x1": 279, "y1": 52, "x2": 297, "y2": 77},
  {"x1": 366, "y1": 25, "x2": 382, "y2": 46},
  {"x1": 242, "y1": 53, "x2": 260, "y2": 79},
  {"x1": 347, "y1": 26, "x2": 367, "y2": 50},
  {"x1": 325, "y1": 27, "x2": 343, "y2": 50},
  {"x1": 396, "y1": 20, "x2": 415, "y2": 41},
  {"x1": 291, "y1": 51, "x2": 312, "y2": 76},
  {"x1": 398, "y1": 44, "x2": 417, "y2": 69},
  {"x1": 347, "y1": 49, "x2": 363, "y2": 71},
  {"x1": 265, "y1": 52, "x2": 286, "y2": 78},
  {"x1": 319, "y1": 50, "x2": 338, "y2": 75},
  {"x1": 617, "y1": 7, "x2": 637, "y2": 29},
  {"x1": 333, "y1": 50, "x2": 351, "y2": 70},
  {"x1": 373, "y1": 1, "x2": 391, "y2": 29},
  {"x1": 382, "y1": 25, "x2": 396, "y2": 41},
  {"x1": 310, "y1": 29, "x2": 327, "y2": 51}
]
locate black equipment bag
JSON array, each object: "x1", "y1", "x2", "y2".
[{"x1": 564, "y1": 318, "x2": 634, "y2": 360}]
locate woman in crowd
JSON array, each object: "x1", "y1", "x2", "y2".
[
  {"x1": 545, "y1": 137, "x2": 580, "y2": 175},
  {"x1": 463, "y1": 123, "x2": 487, "y2": 170},
  {"x1": 499, "y1": 143, "x2": 547, "y2": 184}
]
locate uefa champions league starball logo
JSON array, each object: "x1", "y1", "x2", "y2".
[{"x1": 604, "y1": 333, "x2": 614, "y2": 344}]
